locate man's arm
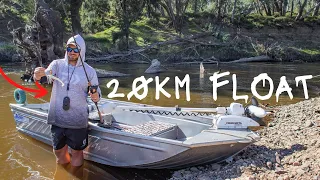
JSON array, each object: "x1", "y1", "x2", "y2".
[
  {"x1": 33, "y1": 60, "x2": 57, "y2": 81},
  {"x1": 89, "y1": 70, "x2": 102, "y2": 102}
]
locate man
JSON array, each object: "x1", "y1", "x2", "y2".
[{"x1": 33, "y1": 34, "x2": 101, "y2": 167}]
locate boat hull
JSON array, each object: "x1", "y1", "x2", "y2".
[{"x1": 10, "y1": 103, "x2": 254, "y2": 169}]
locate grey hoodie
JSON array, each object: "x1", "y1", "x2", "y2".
[{"x1": 45, "y1": 35, "x2": 101, "y2": 129}]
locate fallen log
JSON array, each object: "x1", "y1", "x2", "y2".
[
  {"x1": 223, "y1": 55, "x2": 274, "y2": 63},
  {"x1": 86, "y1": 32, "x2": 221, "y2": 62}
]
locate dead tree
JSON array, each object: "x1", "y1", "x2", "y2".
[{"x1": 7, "y1": 0, "x2": 64, "y2": 74}]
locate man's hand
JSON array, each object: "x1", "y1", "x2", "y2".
[
  {"x1": 89, "y1": 91, "x2": 99, "y2": 102},
  {"x1": 34, "y1": 67, "x2": 46, "y2": 81}
]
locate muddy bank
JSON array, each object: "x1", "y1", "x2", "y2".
[{"x1": 170, "y1": 97, "x2": 320, "y2": 180}]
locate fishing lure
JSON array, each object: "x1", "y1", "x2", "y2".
[{"x1": 45, "y1": 70, "x2": 65, "y2": 87}]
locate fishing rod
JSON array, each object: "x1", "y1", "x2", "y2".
[{"x1": 72, "y1": 36, "x2": 103, "y2": 124}]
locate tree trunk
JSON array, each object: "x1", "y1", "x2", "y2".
[
  {"x1": 263, "y1": 1, "x2": 272, "y2": 16},
  {"x1": 231, "y1": 0, "x2": 237, "y2": 23},
  {"x1": 8, "y1": 0, "x2": 64, "y2": 74},
  {"x1": 217, "y1": 0, "x2": 225, "y2": 22},
  {"x1": 274, "y1": 0, "x2": 281, "y2": 13},
  {"x1": 313, "y1": 0, "x2": 320, "y2": 16},
  {"x1": 283, "y1": 0, "x2": 288, "y2": 16},
  {"x1": 291, "y1": 0, "x2": 294, "y2": 17},
  {"x1": 295, "y1": 0, "x2": 308, "y2": 20},
  {"x1": 70, "y1": 0, "x2": 83, "y2": 35},
  {"x1": 254, "y1": 0, "x2": 263, "y2": 15},
  {"x1": 194, "y1": 0, "x2": 198, "y2": 13}
]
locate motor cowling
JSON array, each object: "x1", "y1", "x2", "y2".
[{"x1": 213, "y1": 115, "x2": 260, "y2": 129}]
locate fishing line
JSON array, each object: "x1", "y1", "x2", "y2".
[{"x1": 71, "y1": 36, "x2": 103, "y2": 124}]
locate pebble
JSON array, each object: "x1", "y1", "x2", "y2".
[
  {"x1": 293, "y1": 162, "x2": 301, "y2": 166},
  {"x1": 169, "y1": 97, "x2": 320, "y2": 180},
  {"x1": 211, "y1": 164, "x2": 221, "y2": 170},
  {"x1": 172, "y1": 171, "x2": 182, "y2": 178},
  {"x1": 305, "y1": 120, "x2": 313, "y2": 127},
  {"x1": 267, "y1": 161, "x2": 273, "y2": 169},
  {"x1": 190, "y1": 167, "x2": 198, "y2": 172}
]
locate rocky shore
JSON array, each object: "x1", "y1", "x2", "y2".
[{"x1": 170, "y1": 97, "x2": 320, "y2": 180}]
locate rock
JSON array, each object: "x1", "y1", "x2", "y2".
[
  {"x1": 248, "y1": 176, "x2": 256, "y2": 180},
  {"x1": 296, "y1": 169, "x2": 305, "y2": 175},
  {"x1": 172, "y1": 171, "x2": 182, "y2": 178},
  {"x1": 315, "y1": 120, "x2": 320, "y2": 127},
  {"x1": 283, "y1": 175, "x2": 290, "y2": 180},
  {"x1": 267, "y1": 161, "x2": 273, "y2": 169},
  {"x1": 275, "y1": 167, "x2": 287, "y2": 174},
  {"x1": 275, "y1": 152, "x2": 281, "y2": 164},
  {"x1": 190, "y1": 167, "x2": 199, "y2": 172},
  {"x1": 305, "y1": 120, "x2": 313, "y2": 127},
  {"x1": 292, "y1": 126, "x2": 300, "y2": 131},
  {"x1": 310, "y1": 139, "x2": 317, "y2": 146},
  {"x1": 211, "y1": 164, "x2": 221, "y2": 170},
  {"x1": 95, "y1": 68, "x2": 130, "y2": 78},
  {"x1": 184, "y1": 174, "x2": 193, "y2": 180},
  {"x1": 197, "y1": 174, "x2": 211, "y2": 180},
  {"x1": 293, "y1": 162, "x2": 301, "y2": 166},
  {"x1": 313, "y1": 176, "x2": 320, "y2": 180},
  {"x1": 144, "y1": 59, "x2": 163, "y2": 74}
]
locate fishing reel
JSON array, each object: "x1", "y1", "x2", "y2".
[{"x1": 89, "y1": 85, "x2": 99, "y2": 94}]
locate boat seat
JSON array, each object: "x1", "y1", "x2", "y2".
[{"x1": 115, "y1": 121, "x2": 178, "y2": 139}]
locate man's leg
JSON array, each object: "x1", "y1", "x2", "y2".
[
  {"x1": 70, "y1": 149, "x2": 84, "y2": 166},
  {"x1": 51, "y1": 125, "x2": 70, "y2": 164},
  {"x1": 54, "y1": 145, "x2": 71, "y2": 164},
  {"x1": 65, "y1": 127, "x2": 88, "y2": 167}
]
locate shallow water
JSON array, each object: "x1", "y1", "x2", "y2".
[{"x1": 0, "y1": 62, "x2": 319, "y2": 180}]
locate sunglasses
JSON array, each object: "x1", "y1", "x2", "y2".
[{"x1": 67, "y1": 47, "x2": 80, "y2": 53}]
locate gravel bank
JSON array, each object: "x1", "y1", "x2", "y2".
[{"x1": 170, "y1": 97, "x2": 320, "y2": 180}]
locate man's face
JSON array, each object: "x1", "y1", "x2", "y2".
[{"x1": 67, "y1": 44, "x2": 80, "y2": 61}]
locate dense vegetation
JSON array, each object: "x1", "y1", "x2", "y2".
[{"x1": 1, "y1": 0, "x2": 320, "y2": 63}]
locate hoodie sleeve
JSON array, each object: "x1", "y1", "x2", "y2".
[
  {"x1": 45, "y1": 60, "x2": 58, "y2": 76},
  {"x1": 90, "y1": 69, "x2": 102, "y2": 99}
]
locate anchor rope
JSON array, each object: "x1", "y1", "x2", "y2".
[{"x1": 128, "y1": 109, "x2": 214, "y2": 116}]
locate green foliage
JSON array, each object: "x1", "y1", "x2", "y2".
[
  {"x1": 0, "y1": 43, "x2": 16, "y2": 51},
  {"x1": 292, "y1": 48, "x2": 320, "y2": 55},
  {"x1": 81, "y1": 0, "x2": 111, "y2": 33},
  {"x1": 0, "y1": 0, "x2": 34, "y2": 23}
]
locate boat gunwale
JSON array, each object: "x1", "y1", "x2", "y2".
[
  {"x1": 9, "y1": 103, "x2": 257, "y2": 148},
  {"x1": 9, "y1": 103, "x2": 189, "y2": 147}
]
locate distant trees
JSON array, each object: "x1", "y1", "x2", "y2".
[{"x1": 2, "y1": 0, "x2": 320, "y2": 40}]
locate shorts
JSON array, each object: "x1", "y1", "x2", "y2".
[{"x1": 51, "y1": 125, "x2": 88, "y2": 151}]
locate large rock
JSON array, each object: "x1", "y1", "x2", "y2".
[
  {"x1": 95, "y1": 68, "x2": 130, "y2": 78},
  {"x1": 144, "y1": 59, "x2": 163, "y2": 74}
]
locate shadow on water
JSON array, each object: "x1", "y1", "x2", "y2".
[
  {"x1": 55, "y1": 162, "x2": 173, "y2": 180},
  {"x1": 9, "y1": 133, "x2": 173, "y2": 180}
]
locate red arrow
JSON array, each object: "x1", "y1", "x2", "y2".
[{"x1": 0, "y1": 67, "x2": 48, "y2": 98}]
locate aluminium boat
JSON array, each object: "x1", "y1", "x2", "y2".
[{"x1": 9, "y1": 94, "x2": 265, "y2": 169}]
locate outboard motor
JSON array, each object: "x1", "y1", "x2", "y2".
[{"x1": 245, "y1": 96, "x2": 267, "y2": 126}]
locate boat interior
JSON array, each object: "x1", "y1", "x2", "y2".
[{"x1": 14, "y1": 99, "x2": 214, "y2": 142}]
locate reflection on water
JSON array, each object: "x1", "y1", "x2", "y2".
[{"x1": 0, "y1": 62, "x2": 319, "y2": 179}]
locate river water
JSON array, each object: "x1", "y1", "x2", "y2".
[{"x1": 0, "y1": 62, "x2": 319, "y2": 180}]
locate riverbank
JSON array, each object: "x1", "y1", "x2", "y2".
[
  {"x1": 170, "y1": 96, "x2": 320, "y2": 180},
  {"x1": 1, "y1": 14, "x2": 320, "y2": 64}
]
